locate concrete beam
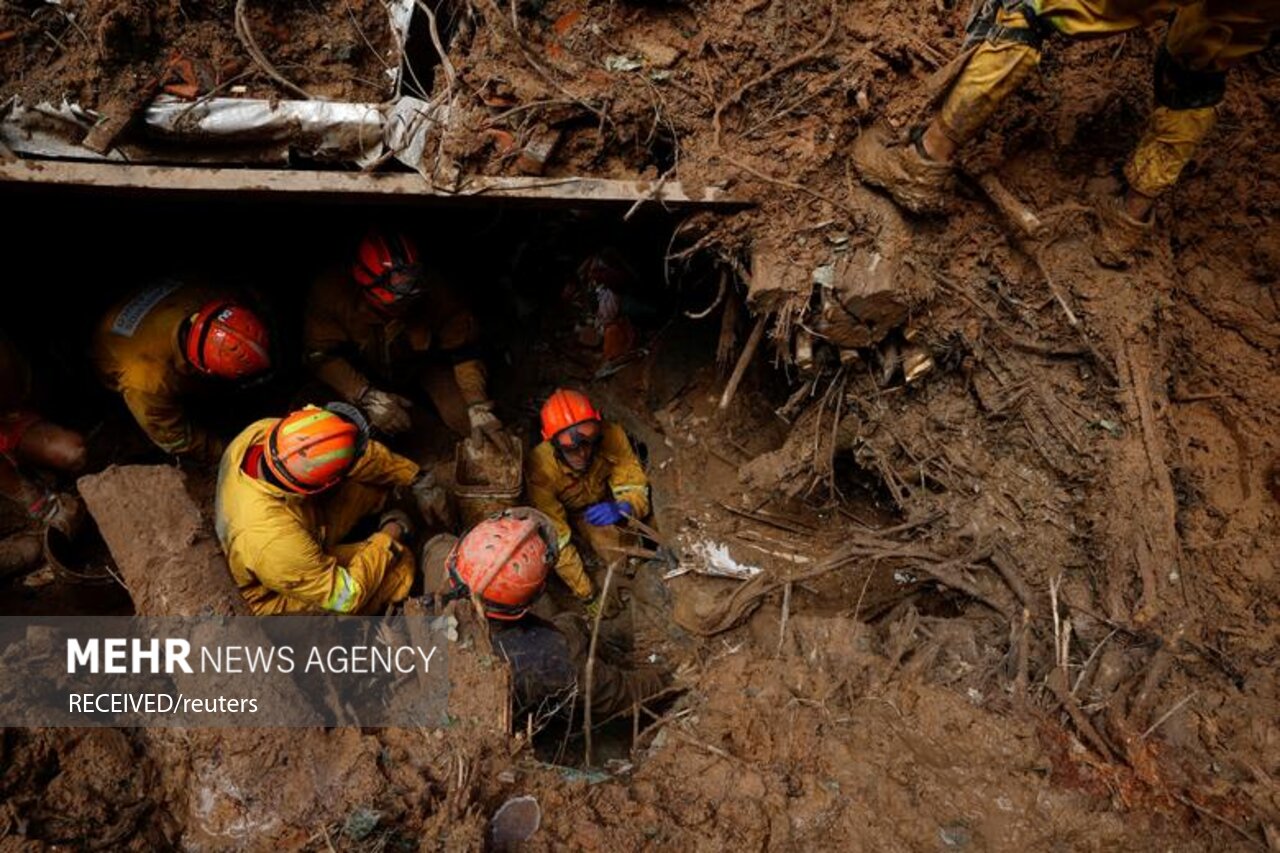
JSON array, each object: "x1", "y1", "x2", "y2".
[{"x1": 0, "y1": 159, "x2": 748, "y2": 209}]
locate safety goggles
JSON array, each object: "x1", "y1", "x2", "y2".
[
  {"x1": 553, "y1": 420, "x2": 602, "y2": 451},
  {"x1": 367, "y1": 265, "x2": 425, "y2": 307}
]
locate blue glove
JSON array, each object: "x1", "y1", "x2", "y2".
[{"x1": 584, "y1": 500, "x2": 632, "y2": 527}]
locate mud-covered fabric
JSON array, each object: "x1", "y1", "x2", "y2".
[
  {"x1": 494, "y1": 613, "x2": 668, "y2": 720},
  {"x1": 938, "y1": 0, "x2": 1278, "y2": 192},
  {"x1": 525, "y1": 421, "x2": 650, "y2": 599},
  {"x1": 1034, "y1": 0, "x2": 1278, "y2": 74},
  {"x1": 215, "y1": 417, "x2": 419, "y2": 615},
  {"x1": 303, "y1": 265, "x2": 488, "y2": 407},
  {"x1": 1125, "y1": 105, "x2": 1218, "y2": 197},
  {"x1": 91, "y1": 281, "x2": 224, "y2": 461}
]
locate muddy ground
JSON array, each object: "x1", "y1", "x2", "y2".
[{"x1": 1, "y1": 0, "x2": 1279, "y2": 850}]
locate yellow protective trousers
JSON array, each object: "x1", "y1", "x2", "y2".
[{"x1": 937, "y1": 0, "x2": 1279, "y2": 196}]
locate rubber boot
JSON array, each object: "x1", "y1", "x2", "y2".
[
  {"x1": 1093, "y1": 195, "x2": 1154, "y2": 269},
  {"x1": 852, "y1": 125, "x2": 953, "y2": 215}
]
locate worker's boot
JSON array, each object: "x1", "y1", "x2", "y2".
[
  {"x1": 852, "y1": 125, "x2": 953, "y2": 215},
  {"x1": 0, "y1": 532, "x2": 43, "y2": 580},
  {"x1": 1092, "y1": 195, "x2": 1153, "y2": 269}
]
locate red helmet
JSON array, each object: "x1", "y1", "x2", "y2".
[
  {"x1": 352, "y1": 229, "x2": 424, "y2": 311},
  {"x1": 263, "y1": 404, "x2": 368, "y2": 495},
  {"x1": 185, "y1": 301, "x2": 271, "y2": 379},
  {"x1": 446, "y1": 508, "x2": 557, "y2": 620},
  {"x1": 539, "y1": 388, "x2": 602, "y2": 442}
]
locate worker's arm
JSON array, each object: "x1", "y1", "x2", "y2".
[
  {"x1": 602, "y1": 423, "x2": 651, "y2": 518},
  {"x1": 121, "y1": 385, "x2": 224, "y2": 462},
  {"x1": 347, "y1": 438, "x2": 420, "y2": 488},
  {"x1": 303, "y1": 285, "x2": 372, "y2": 402},
  {"x1": 526, "y1": 450, "x2": 594, "y2": 600},
  {"x1": 253, "y1": 526, "x2": 402, "y2": 614},
  {"x1": 433, "y1": 289, "x2": 490, "y2": 407}
]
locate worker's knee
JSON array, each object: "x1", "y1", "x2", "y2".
[
  {"x1": 1154, "y1": 46, "x2": 1227, "y2": 110},
  {"x1": 965, "y1": 0, "x2": 1053, "y2": 50},
  {"x1": 358, "y1": 549, "x2": 416, "y2": 614},
  {"x1": 19, "y1": 422, "x2": 87, "y2": 473}
]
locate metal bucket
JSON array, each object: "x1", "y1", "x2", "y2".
[{"x1": 452, "y1": 438, "x2": 523, "y2": 529}]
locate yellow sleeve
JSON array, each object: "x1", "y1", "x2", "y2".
[
  {"x1": 602, "y1": 423, "x2": 650, "y2": 518},
  {"x1": 452, "y1": 359, "x2": 489, "y2": 407},
  {"x1": 303, "y1": 276, "x2": 370, "y2": 402},
  {"x1": 121, "y1": 385, "x2": 223, "y2": 462},
  {"x1": 349, "y1": 438, "x2": 421, "y2": 488},
  {"x1": 254, "y1": 527, "x2": 401, "y2": 614},
  {"x1": 526, "y1": 445, "x2": 593, "y2": 599}
]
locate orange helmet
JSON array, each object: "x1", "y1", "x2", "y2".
[
  {"x1": 446, "y1": 508, "x2": 558, "y2": 620},
  {"x1": 352, "y1": 229, "x2": 424, "y2": 311},
  {"x1": 539, "y1": 388, "x2": 602, "y2": 442},
  {"x1": 184, "y1": 301, "x2": 272, "y2": 380},
  {"x1": 263, "y1": 404, "x2": 369, "y2": 495}
]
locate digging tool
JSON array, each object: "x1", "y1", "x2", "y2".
[{"x1": 593, "y1": 347, "x2": 649, "y2": 380}]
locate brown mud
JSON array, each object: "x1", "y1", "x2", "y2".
[{"x1": 1, "y1": 0, "x2": 1278, "y2": 849}]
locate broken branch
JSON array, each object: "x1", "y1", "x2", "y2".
[{"x1": 720, "y1": 313, "x2": 768, "y2": 410}]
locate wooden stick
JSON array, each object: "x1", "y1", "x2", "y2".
[
  {"x1": 777, "y1": 582, "x2": 792, "y2": 656},
  {"x1": 974, "y1": 172, "x2": 1044, "y2": 240},
  {"x1": 583, "y1": 558, "x2": 620, "y2": 767},
  {"x1": 720, "y1": 314, "x2": 767, "y2": 410},
  {"x1": 988, "y1": 547, "x2": 1033, "y2": 610},
  {"x1": 1140, "y1": 691, "x2": 1196, "y2": 740}
]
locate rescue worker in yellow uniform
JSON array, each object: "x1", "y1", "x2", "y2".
[
  {"x1": 0, "y1": 332, "x2": 87, "y2": 576},
  {"x1": 93, "y1": 280, "x2": 273, "y2": 462},
  {"x1": 852, "y1": 0, "x2": 1280, "y2": 265},
  {"x1": 525, "y1": 389, "x2": 650, "y2": 616},
  {"x1": 214, "y1": 403, "x2": 450, "y2": 615},
  {"x1": 423, "y1": 507, "x2": 669, "y2": 720},
  {"x1": 304, "y1": 228, "x2": 505, "y2": 446}
]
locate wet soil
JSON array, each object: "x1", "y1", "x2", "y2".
[{"x1": 0, "y1": 0, "x2": 1277, "y2": 849}]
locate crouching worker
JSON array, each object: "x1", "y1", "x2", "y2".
[
  {"x1": 526, "y1": 389, "x2": 650, "y2": 617},
  {"x1": 215, "y1": 403, "x2": 451, "y2": 615},
  {"x1": 424, "y1": 508, "x2": 668, "y2": 720},
  {"x1": 93, "y1": 280, "x2": 273, "y2": 463},
  {"x1": 304, "y1": 228, "x2": 505, "y2": 446}
]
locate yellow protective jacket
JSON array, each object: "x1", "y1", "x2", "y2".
[
  {"x1": 525, "y1": 421, "x2": 650, "y2": 597},
  {"x1": 303, "y1": 266, "x2": 489, "y2": 406},
  {"x1": 92, "y1": 280, "x2": 224, "y2": 461},
  {"x1": 214, "y1": 417, "x2": 420, "y2": 615}
]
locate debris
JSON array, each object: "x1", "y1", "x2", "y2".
[
  {"x1": 516, "y1": 125, "x2": 562, "y2": 175},
  {"x1": 973, "y1": 172, "x2": 1044, "y2": 240},
  {"x1": 1091, "y1": 418, "x2": 1123, "y2": 438},
  {"x1": 489, "y1": 796, "x2": 541, "y2": 851},
  {"x1": 683, "y1": 539, "x2": 763, "y2": 580},
  {"x1": 604, "y1": 55, "x2": 644, "y2": 73},
  {"x1": 343, "y1": 808, "x2": 381, "y2": 842},
  {"x1": 630, "y1": 38, "x2": 683, "y2": 69},
  {"x1": 901, "y1": 343, "x2": 934, "y2": 384},
  {"x1": 719, "y1": 313, "x2": 768, "y2": 410}
]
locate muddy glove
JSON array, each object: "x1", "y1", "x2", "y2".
[
  {"x1": 467, "y1": 401, "x2": 507, "y2": 451},
  {"x1": 410, "y1": 472, "x2": 455, "y2": 531},
  {"x1": 583, "y1": 500, "x2": 632, "y2": 527},
  {"x1": 358, "y1": 387, "x2": 413, "y2": 435},
  {"x1": 378, "y1": 508, "x2": 415, "y2": 541}
]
